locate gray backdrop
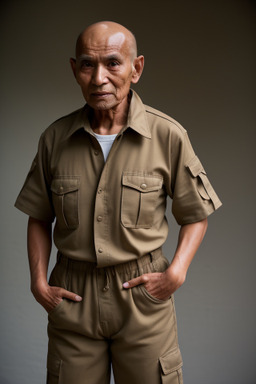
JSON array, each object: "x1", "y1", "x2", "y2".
[{"x1": 1, "y1": 1, "x2": 255, "y2": 383}]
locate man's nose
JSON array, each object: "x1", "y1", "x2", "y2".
[{"x1": 92, "y1": 65, "x2": 107, "y2": 86}]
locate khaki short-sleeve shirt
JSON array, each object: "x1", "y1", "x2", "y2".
[{"x1": 15, "y1": 91, "x2": 222, "y2": 267}]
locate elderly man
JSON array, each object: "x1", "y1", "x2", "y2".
[{"x1": 15, "y1": 21, "x2": 221, "y2": 384}]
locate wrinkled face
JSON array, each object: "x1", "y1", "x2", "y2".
[{"x1": 71, "y1": 28, "x2": 138, "y2": 111}]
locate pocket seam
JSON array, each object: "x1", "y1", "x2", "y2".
[
  {"x1": 47, "y1": 353, "x2": 62, "y2": 376},
  {"x1": 48, "y1": 299, "x2": 65, "y2": 317},
  {"x1": 51, "y1": 176, "x2": 80, "y2": 229},
  {"x1": 122, "y1": 173, "x2": 163, "y2": 192},
  {"x1": 159, "y1": 347, "x2": 183, "y2": 375},
  {"x1": 186, "y1": 155, "x2": 206, "y2": 177},
  {"x1": 186, "y1": 156, "x2": 221, "y2": 209},
  {"x1": 139, "y1": 285, "x2": 170, "y2": 305},
  {"x1": 121, "y1": 172, "x2": 163, "y2": 229},
  {"x1": 51, "y1": 176, "x2": 80, "y2": 194}
]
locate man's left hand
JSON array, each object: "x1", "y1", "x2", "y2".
[{"x1": 122, "y1": 267, "x2": 186, "y2": 301}]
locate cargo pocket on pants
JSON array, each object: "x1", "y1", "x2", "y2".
[
  {"x1": 47, "y1": 354, "x2": 62, "y2": 384},
  {"x1": 47, "y1": 353, "x2": 89, "y2": 384},
  {"x1": 159, "y1": 347, "x2": 183, "y2": 384}
]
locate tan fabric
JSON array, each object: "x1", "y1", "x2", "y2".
[
  {"x1": 47, "y1": 251, "x2": 183, "y2": 384},
  {"x1": 15, "y1": 90, "x2": 221, "y2": 266}
]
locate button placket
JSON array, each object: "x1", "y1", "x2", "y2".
[
  {"x1": 93, "y1": 135, "x2": 122, "y2": 266},
  {"x1": 94, "y1": 173, "x2": 108, "y2": 263}
]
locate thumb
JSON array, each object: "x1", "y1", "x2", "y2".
[
  {"x1": 123, "y1": 274, "x2": 149, "y2": 289},
  {"x1": 60, "y1": 288, "x2": 82, "y2": 302}
]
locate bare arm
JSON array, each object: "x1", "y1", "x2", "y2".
[
  {"x1": 123, "y1": 218, "x2": 208, "y2": 300},
  {"x1": 27, "y1": 217, "x2": 82, "y2": 313}
]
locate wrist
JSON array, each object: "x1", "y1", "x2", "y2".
[
  {"x1": 31, "y1": 278, "x2": 49, "y2": 297},
  {"x1": 165, "y1": 262, "x2": 187, "y2": 287}
]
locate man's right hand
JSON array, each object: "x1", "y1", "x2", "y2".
[
  {"x1": 31, "y1": 281, "x2": 82, "y2": 313},
  {"x1": 27, "y1": 217, "x2": 82, "y2": 313}
]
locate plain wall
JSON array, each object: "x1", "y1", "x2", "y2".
[{"x1": 1, "y1": 1, "x2": 255, "y2": 383}]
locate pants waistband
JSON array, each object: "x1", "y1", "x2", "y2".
[{"x1": 57, "y1": 248, "x2": 163, "y2": 276}]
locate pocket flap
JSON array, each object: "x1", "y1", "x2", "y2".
[
  {"x1": 159, "y1": 347, "x2": 183, "y2": 375},
  {"x1": 122, "y1": 173, "x2": 163, "y2": 192},
  {"x1": 51, "y1": 178, "x2": 80, "y2": 195},
  {"x1": 186, "y1": 156, "x2": 206, "y2": 177},
  {"x1": 47, "y1": 353, "x2": 62, "y2": 376}
]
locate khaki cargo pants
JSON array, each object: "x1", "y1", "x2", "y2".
[{"x1": 47, "y1": 250, "x2": 183, "y2": 384}]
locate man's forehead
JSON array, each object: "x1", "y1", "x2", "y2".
[
  {"x1": 75, "y1": 22, "x2": 137, "y2": 59},
  {"x1": 78, "y1": 31, "x2": 127, "y2": 54},
  {"x1": 77, "y1": 51, "x2": 124, "y2": 63},
  {"x1": 108, "y1": 32, "x2": 126, "y2": 47}
]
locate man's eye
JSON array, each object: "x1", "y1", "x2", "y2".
[
  {"x1": 81, "y1": 61, "x2": 93, "y2": 68},
  {"x1": 109, "y1": 61, "x2": 119, "y2": 67}
]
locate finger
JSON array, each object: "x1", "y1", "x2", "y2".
[
  {"x1": 59, "y1": 288, "x2": 82, "y2": 302},
  {"x1": 123, "y1": 274, "x2": 149, "y2": 289}
]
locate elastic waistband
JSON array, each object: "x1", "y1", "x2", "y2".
[{"x1": 57, "y1": 248, "x2": 163, "y2": 275}]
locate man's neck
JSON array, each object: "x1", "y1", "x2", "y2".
[{"x1": 89, "y1": 95, "x2": 131, "y2": 135}]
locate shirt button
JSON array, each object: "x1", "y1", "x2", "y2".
[
  {"x1": 94, "y1": 150, "x2": 99, "y2": 156},
  {"x1": 98, "y1": 248, "x2": 103, "y2": 253},
  {"x1": 97, "y1": 215, "x2": 103, "y2": 222},
  {"x1": 98, "y1": 188, "x2": 103, "y2": 194},
  {"x1": 140, "y1": 183, "x2": 147, "y2": 190}
]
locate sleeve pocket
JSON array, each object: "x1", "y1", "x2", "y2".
[
  {"x1": 186, "y1": 156, "x2": 221, "y2": 210},
  {"x1": 159, "y1": 347, "x2": 183, "y2": 383}
]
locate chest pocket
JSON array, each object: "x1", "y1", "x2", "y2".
[
  {"x1": 51, "y1": 177, "x2": 80, "y2": 229},
  {"x1": 121, "y1": 172, "x2": 163, "y2": 229}
]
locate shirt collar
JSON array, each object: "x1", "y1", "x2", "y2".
[
  {"x1": 66, "y1": 105, "x2": 92, "y2": 138},
  {"x1": 124, "y1": 90, "x2": 151, "y2": 139},
  {"x1": 66, "y1": 90, "x2": 151, "y2": 139}
]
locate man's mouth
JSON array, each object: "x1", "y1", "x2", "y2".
[{"x1": 91, "y1": 92, "x2": 111, "y2": 97}]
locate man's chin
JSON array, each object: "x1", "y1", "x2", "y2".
[
  {"x1": 87, "y1": 99, "x2": 117, "y2": 111},
  {"x1": 90, "y1": 103, "x2": 113, "y2": 111}
]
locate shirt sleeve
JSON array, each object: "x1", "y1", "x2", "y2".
[
  {"x1": 171, "y1": 131, "x2": 222, "y2": 225},
  {"x1": 14, "y1": 133, "x2": 55, "y2": 222}
]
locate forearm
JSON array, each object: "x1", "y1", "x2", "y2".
[
  {"x1": 27, "y1": 216, "x2": 52, "y2": 292},
  {"x1": 123, "y1": 218, "x2": 208, "y2": 299},
  {"x1": 27, "y1": 216, "x2": 82, "y2": 312},
  {"x1": 166, "y1": 218, "x2": 208, "y2": 285}
]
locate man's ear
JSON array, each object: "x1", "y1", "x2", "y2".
[
  {"x1": 131, "y1": 55, "x2": 144, "y2": 84},
  {"x1": 70, "y1": 58, "x2": 77, "y2": 79}
]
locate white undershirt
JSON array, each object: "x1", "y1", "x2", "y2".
[{"x1": 93, "y1": 132, "x2": 117, "y2": 162}]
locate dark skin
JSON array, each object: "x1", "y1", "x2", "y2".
[
  {"x1": 27, "y1": 22, "x2": 208, "y2": 313},
  {"x1": 70, "y1": 21, "x2": 144, "y2": 135},
  {"x1": 28, "y1": 217, "x2": 82, "y2": 313}
]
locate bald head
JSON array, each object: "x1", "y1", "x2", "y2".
[
  {"x1": 76, "y1": 21, "x2": 137, "y2": 61},
  {"x1": 70, "y1": 21, "x2": 144, "y2": 112}
]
